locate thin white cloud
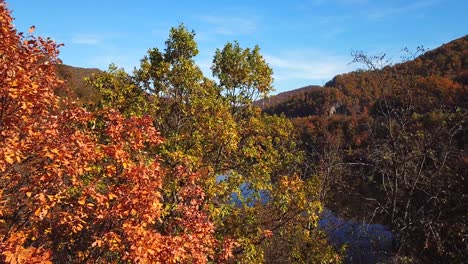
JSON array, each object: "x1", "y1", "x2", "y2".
[
  {"x1": 197, "y1": 15, "x2": 257, "y2": 36},
  {"x1": 70, "y1": 34, "x2": 103, "y2": 45},
  {"x1": 264, "y1": 51, "x2": 354, "y2": 82},
  {"x1": 265, "y1": 52, "x2": 351, "y2": 81},
  {"x1": 366, "y1": 0, "x2": 438, "y2": 20}
]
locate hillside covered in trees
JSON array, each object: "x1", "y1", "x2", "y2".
[
  {"x1": 263, "y1": 36, "x2": 467, "y2": 118},
  {"x1": 55, "y1": 64, "x2": 101, "y2": 105},
  {"x1": 1, "y1": 0, "x2": 466, "y2": 262},
  {"x1": 264, "y1": 35, "x2": 467, "y2": 263}
]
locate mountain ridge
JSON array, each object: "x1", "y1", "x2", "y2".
[
  {"x1": 263, "y1": 34, "x2": 467, "y2": 118},
  {"x1": 55, "y1": 64, "x2": 102, "y2": 104}
]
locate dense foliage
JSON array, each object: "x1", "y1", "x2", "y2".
[
  {"x1": 0, "y1": 1, "x2": 340, "y2": 263},
  {"x1": 0, "y1": 2, "x2": 224, "y2": 262},
  {"x1": 88, "y1": 24, "x2": 341, "y2": 263},
  {"x1": 2, "y1": 0, "x2": 465, "y2": 261},
  {"x1": 265, "y1": 36, "x2": 467, "y2": 262}
]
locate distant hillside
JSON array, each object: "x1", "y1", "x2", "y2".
[
  {"x1": 326, "y1": 35, "x2": 468, "y2": 88},
  {"x1": 262, "y1": 86, "x2": 345, "y2": 117},
  {"x1": 256, "y1": 85, "x2": 322, "y2": 109},
  {"x1": 265, "y1": 35, "x2": 468, "y2": 118},
  {"x1": 55, "y1": 64, "x2": 102, "y2": 104}
]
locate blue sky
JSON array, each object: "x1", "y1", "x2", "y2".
[{"x1": 5, "y1": 0, "x2": 468, "y2": 93}]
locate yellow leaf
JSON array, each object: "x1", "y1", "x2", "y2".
[
  {"x1": 5, "y1": 155, "x2": 14, "y2": 164},
  {"x1": 34, "y1": 208, "x2": 41, "y2": 216},
  {"x1": 78, "y1": 198, "x2": 86, "y2": 205},
  {"x1": 108, "y1": 192, "x2": 117, "y2": 200}
]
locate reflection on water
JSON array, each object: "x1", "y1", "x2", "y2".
[
  {"x1": 319, "y1": 209, "x2": 394, "y2": 263},
  {"x1": 217, "y1": 175, "x2": 394, "y2": 263}
]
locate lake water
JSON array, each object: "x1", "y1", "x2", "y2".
[
  {"x1": 219, "y1": 176, "x2": 395, "y2": 263},
  {"x1": 319, "y1": 209, "x2": 394, "y2": 263}
]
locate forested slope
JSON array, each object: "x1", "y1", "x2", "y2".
[{"x1": 265, "y1": 35, "x2": 467, "y2": 263}]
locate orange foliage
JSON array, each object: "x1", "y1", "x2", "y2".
[{"x1": 0, "y1": 1, "x2": 225, "y2": 262}]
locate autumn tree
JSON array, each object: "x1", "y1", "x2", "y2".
[
  {"x1": 88, "y1": 24, "x2": 341, "y2": 262},
  {"x1": 315, "y1": 49, "x2": 467, "y2": 262},
  {"x1": 0, "y1": 2, "x2": 227, "y2": 262},
  {"x1": 85, "y1": 63, "x2": 151, "y2": 117},
  {"x1": 353, "y1": 51, "x2": 466, "y2": 262},
  {"x1": 264, "y1": 41, "x2": 467, "y2": 262},
  {"x1": 212, "y1": 41, "x2": 274, "y2": 117}
]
